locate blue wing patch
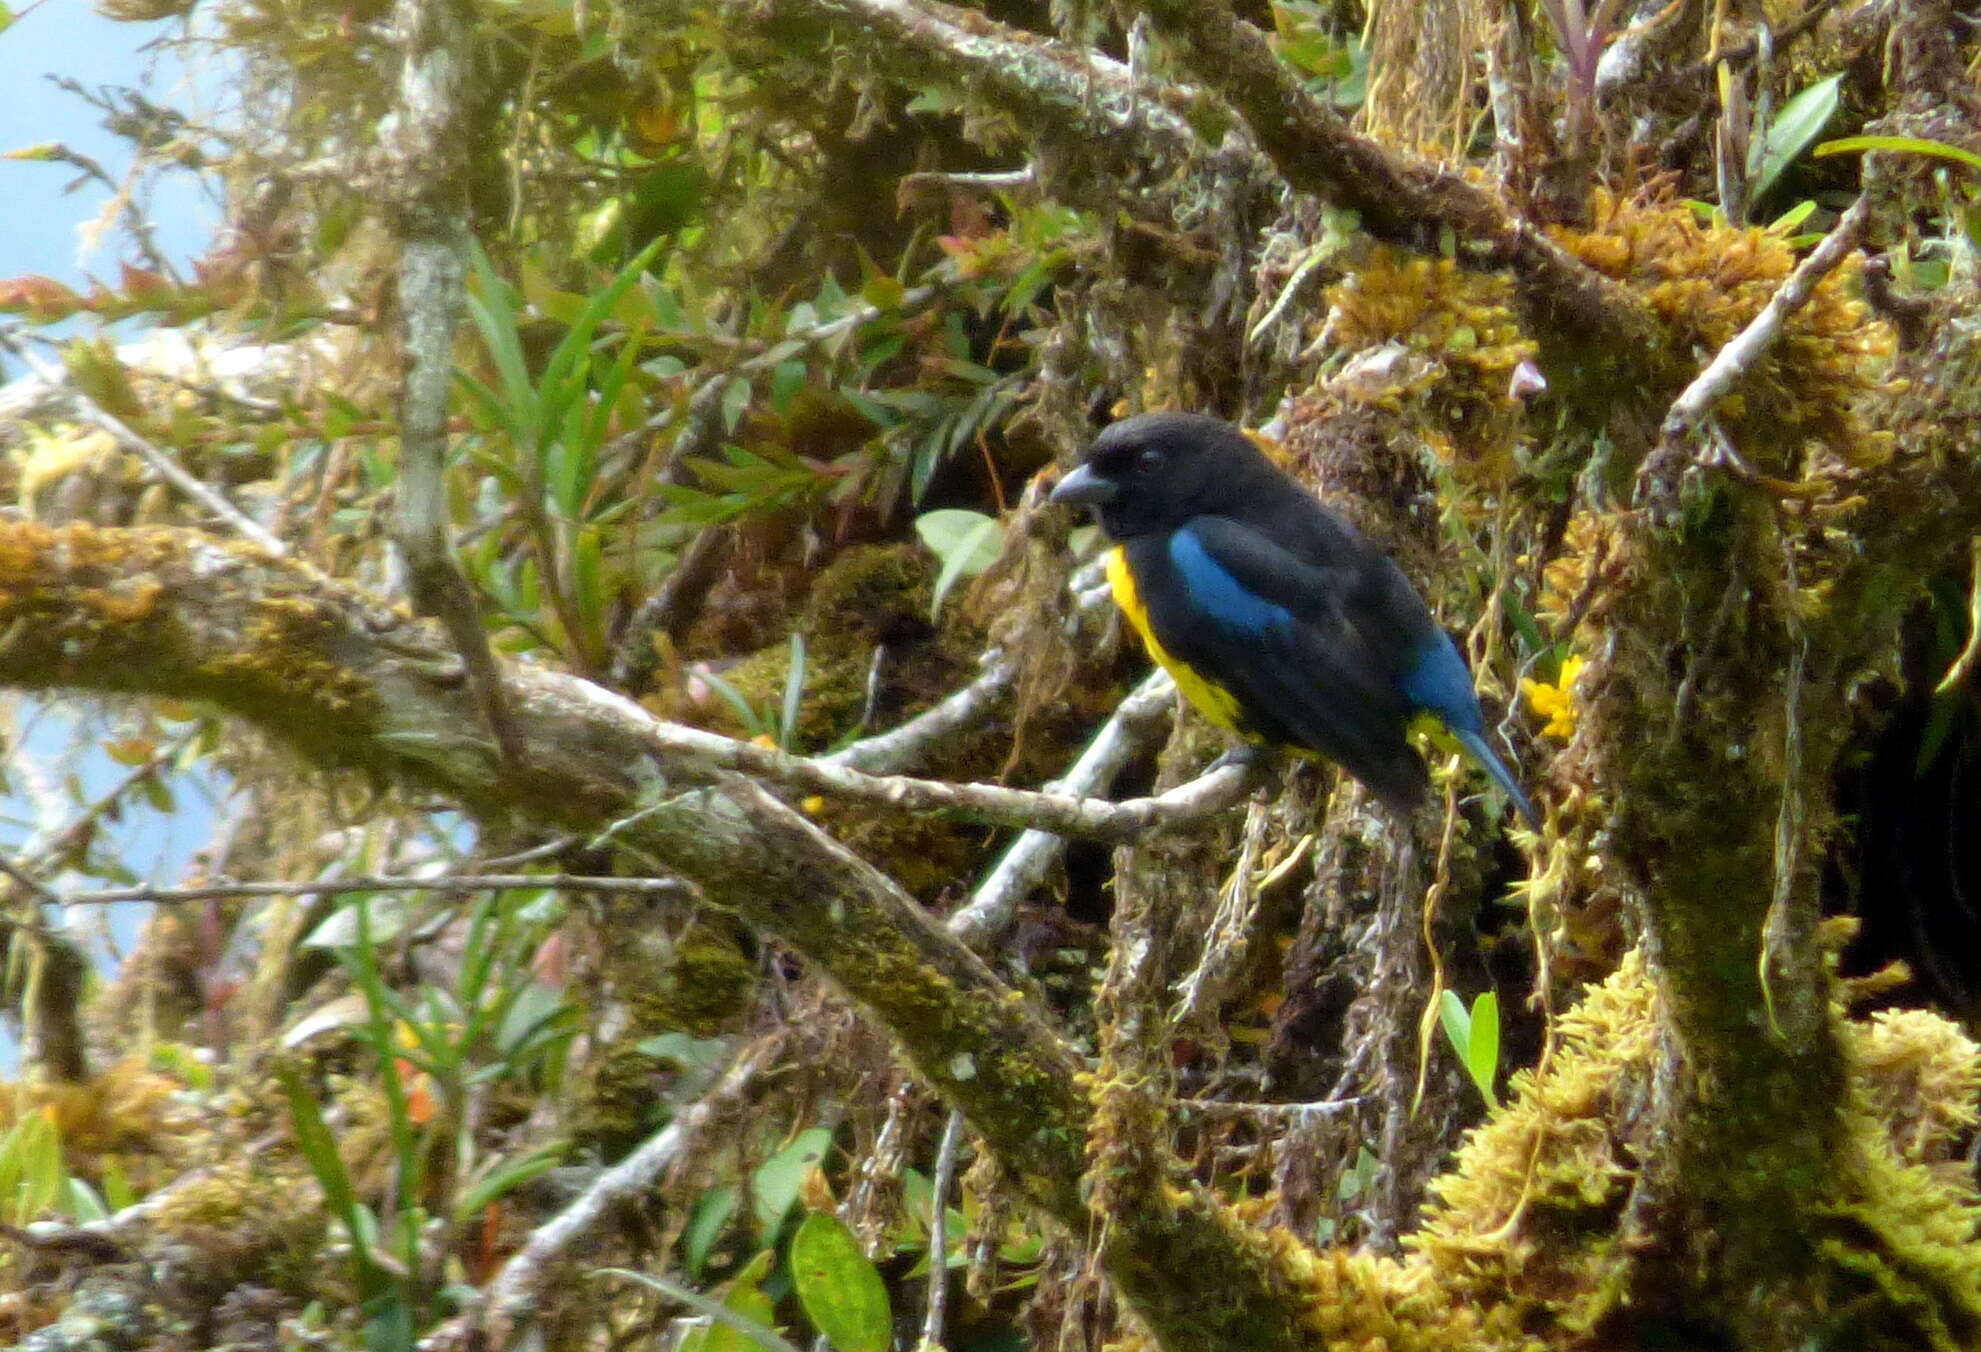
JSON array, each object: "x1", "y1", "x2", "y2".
[{"x1": 1170, "y1": 527, "x2": 1293, "y2": 634}]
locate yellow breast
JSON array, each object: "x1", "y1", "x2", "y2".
[{"x1": 1105, "y1": 546, "x2": 1249, "y2": 734}]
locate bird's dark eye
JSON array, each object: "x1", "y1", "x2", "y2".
[{"x1": 1136, "y1": 448, "x2": 1162, "y2": 472}]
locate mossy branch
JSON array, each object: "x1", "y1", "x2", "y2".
[
  {"x1": 0, "y1": 520, "x2": 1302, "y2": 1352},
  {"x1": 1126, "y1": 0, "x2": 1658, "y2": 367}
]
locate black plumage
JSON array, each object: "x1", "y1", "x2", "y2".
[{"x1": 1051, "y1": 412, "x2": 1538, "y2": 825}]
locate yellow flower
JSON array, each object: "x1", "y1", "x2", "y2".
[{"x1": 1522, "y1": 655, "x2": 1585, "y2": 743}]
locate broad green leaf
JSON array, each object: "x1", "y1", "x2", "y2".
[
  {"x1": 1437, "y1": 989, "x2": 1470, "y2": 1065},
  {"x1": 915, "y1": 509, "x2": 1003, "y2": 619},
  {"x1": 752, "y1": 1126, "x2": 832, "y2": 1227},
  {"x1": 1752, "y1": 73, "x2": 1841, "y2": 200},
  {"x1": 789, "y1": 1212, "x2": 891, "y2": 1352},
  {"x1": 1467, "y1": 991, "x2": 1501, "y2": 1108},
  {"x1": 1439, "y1": 990, "x2": 1500, "y2": 1108}
]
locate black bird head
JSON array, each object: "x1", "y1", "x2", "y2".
[{"x1": 1050, "y1": 412, "x2": 1281, "y2": 540}]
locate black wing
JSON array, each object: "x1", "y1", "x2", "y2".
[{"x1": 1130, "y1": 521, "x2": 1428, "y2": 811}]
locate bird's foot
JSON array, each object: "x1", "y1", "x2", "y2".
[{"x1": 1208, "y1": 743, "x2": 1280, "y2": 793}]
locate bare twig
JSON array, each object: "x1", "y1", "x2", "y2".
[
  {"x1": 1651, "y1": 195, "x2": 1871, "y2": 467},
  {"x1": 52, "y1": 872, "x2": 690, "y2": 907},
  {"x1": 627, "y1": 714, "x2": 1255, "y2": 844},
  {"x1": 948, "y1": 669, "x2": 1176, "y2": 946},
  {"x1": 828, "y1": 653, "x2": 1016, "y2": 777},
  {"x1": 0, "y1": 338, "x2": 286, "y2": 555},
  {"x1": 466, "y1": 1039, "x2": 777, "y2": 1347}
]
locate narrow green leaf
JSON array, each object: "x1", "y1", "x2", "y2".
[
  {"x1": 600, "y1": 1266, "x2": 803, "y2": 1352},
  {"x1": 684, "y1": 1183, "x2": 741, "y2": 1274},
  {"x1": 278, "y1": 1064, "x2": 370, "y2": 1268},
  {"x1": 456, "y1": 1143, "x2": 566, "y2": 1220},
  {"x1": 780, "y1": 633, "x2": 808, "y2": 751},
  {"x1": 789, "y1": 1212, "x2": 892, "y2": 1352},
  {"x1": 1815, "y1": 133, "x2": 1981, "y2": 173},
  {"x1": 537, "y1": 235, "x2": 671, "y2": 445}
]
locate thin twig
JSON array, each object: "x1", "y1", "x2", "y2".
[
  {"x1": 0, "y1": 338, "x2": 286, "y2": 555},
  {"x1": 1654, "y1": 195, "x2": 1871, "y2": 454},
  {"x1": 947, "y1": 669, "x2": 1177, "y2": 945},
  {"x1": 618, "y1": 709, "x2": 1254, "y2": 845},
  {"x1": 455, "y1": 1039, "x2": 777, "y2": 1348},
  {"x1": 828, "y1": 653, "x2": 1017, "y2": 777}
]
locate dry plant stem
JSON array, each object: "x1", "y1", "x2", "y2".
[
  {"x1": 948, "y1": 668, "x2": 1176, "y2": 947},
  {"x1": 0, "y1": 341, "x2": 285, "y2": 556},
  {"x1": 470, "y1": 1039, "x2": 780, "y2": 1346},
  {"x1": 921, "y1": 1109, "x2": 967, "y2": 1351},
  {"x1": 1127, "y1": 0, "x2": 1657, "y2": 361},
  {"x1": 384, "y1": 0, "x2": 520, "y2": 760},
  {"x1": 50, "y1": 873, "x2": 692, "y2": 907},
  {"x1": 0, "y1": 521, "x2": 1300, "y2": 1352}
]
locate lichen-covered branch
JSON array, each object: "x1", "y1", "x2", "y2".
[
  {"x1": 383, "y1": 0, "x2": 519, "y2": 757},
  {"x1": 0, "y1": 520, "x2": 1303, "y2": 1352}
]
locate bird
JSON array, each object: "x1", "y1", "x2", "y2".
[{"x1": 1049, "y1": 411, "x2": 1540, "y2": 828}]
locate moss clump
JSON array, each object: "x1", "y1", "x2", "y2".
[
  {"x1": 1319, "y1": 249, "x2": 1539, "y2": 485},
  {"x1": 1406, "y1": 947, "x2": 1981, "y2": 1344},
  {"x1": 148, "y1": 1158, "x2": 327, "y2": 1294},
  {"x1": 1552, "y1": 190, "x2": 1895, "y2": 473},
  {"x1": 625, "y1": 924, "x2": 757, "y2": 1037}
]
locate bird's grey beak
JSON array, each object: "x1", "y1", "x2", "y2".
[{"x1": 1049, "y1": 463, "x2": 1116, "y2": 508}]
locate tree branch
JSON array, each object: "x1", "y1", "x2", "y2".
[{"x1": 0, "y1": 519, "x2": 1306, "y2": 1352}]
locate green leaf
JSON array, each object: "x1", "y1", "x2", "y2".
[
  {"x1": 770, "y1": 360, "x2": 808, "y2": 415},
  {"x1": 278, "y1": 1064, "x2": 377, "y2": 1286},
  {"x1": 779, "y1": 633, "x2": 808, "y2": 751},
  {"x1": 915, "y1": 509, "x2": 1003, "y2": 619},
  {"x1": 1438, "y1": 989, "x2": 1470, "y2": 1064},
  {"x1": 1439, "y1": 990, "x2": 1500, "y2": 1108},
  {"x1": 1752, "y1": 73, "x2": 1841, "y2": 200},
  {"x1": 1467, "y1": 991, "x2": 1501, "y2": 1108},
  {"x1": 600, "y1": 1264, "x2": 802, "y2": 1352},
  {"x1": 1815, "y1": 133, "x2": 1981, "y2": 173},
  {"x1": 752, "y1": 1127, "x2": 832, "y2": 1228},
  {"x1": 456, "y1": 1143, "x2": 566, "y2": 1220},
  {"x1": 721, "y1": 376, "x2": 751, "y2": 433},
  {"x1": 684, "y1": 1183, "x2": 741, "y2": 1274},
  {"x1": 789, "y1": 1212, "x2": 892, "y2": 1352}
]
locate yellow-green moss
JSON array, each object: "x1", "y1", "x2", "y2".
[
  {"x1": 1402, "y1": 948, "x2": 1981, "y2": 1342},
  {"x1": 1551, "y1": 190, "x2": 1895, "y2": 473}
]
